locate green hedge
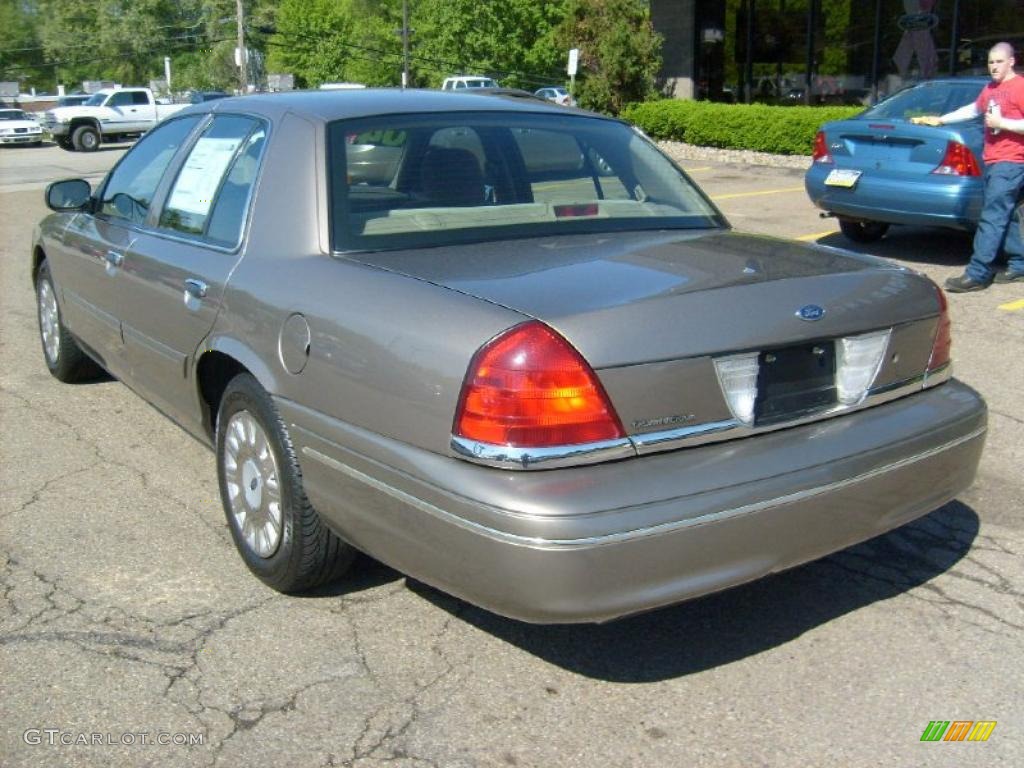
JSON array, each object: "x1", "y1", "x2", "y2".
[{"x1": 621, "y1": 100, "x2": 863, "y2": 156}]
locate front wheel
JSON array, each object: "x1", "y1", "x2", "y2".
[
  {"x1": 838, "y1": 217, "x2": 890, "y2": 243},
  {"x1": 35, "y1": 261, "x2": 101, "y2": 382},
  {"x1": 71, "y1": 125, "x2": 100, "y2": 152},
  {"x1": 216, "y1": 374, "x2": 355, "y2": 593}
]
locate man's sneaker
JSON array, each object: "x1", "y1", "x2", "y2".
[
  {"x1": 993, "y1": 269, "x2": 1024, "y2": 284},
  {"x1": 944, "y1": 273, "x2": 990, "y2": 293}
]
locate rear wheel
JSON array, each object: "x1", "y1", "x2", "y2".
[
  {"x1": 35, "y1": 261, "x2": 101, "y2": 382},
  {"x1": 216, "y1": 374, "x2": 355, "y2": 593},
  {"x1": 838, "y1": 217, "x2": 890, "y2": 243},
  {"x1": 71, "y1": 125, "x2": 100, "y2": 152}
]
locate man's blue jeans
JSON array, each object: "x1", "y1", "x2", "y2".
[{"x1": 967, "y1": 161, "x2": 1024, "y2": 282}]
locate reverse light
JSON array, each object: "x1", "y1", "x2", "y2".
[
  {"x1": 836, "y1": 330, "x2": 891, "y2": 405},
  {"x1": 713, "y1": 353, "x2": 760, "y2": 426},
  {"x1": 453, "y1": 321, "x2": 625, "y2": 448},
  {"x1": 932, "y1": 141, "x2": 981, "y2": 176},
  {"x1": 812, "y1": 131, "x2": 834, "y2": 164},
  {"x1": 926, "y1": 284, "x2": 952, "y2": 376}
]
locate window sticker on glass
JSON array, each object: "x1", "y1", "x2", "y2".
[{"x1": 166, "y1": 137, "x2": 242, "y2": 217}]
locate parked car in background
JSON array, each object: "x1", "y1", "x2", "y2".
[
  {"x1": 441, "y1": 75, "x2": 499, "y2": 90},
  {"x1": 318, "y1": 82, "x2": 367, "y2": 91},
  {"x1": 32, "y1": 89, "x2": 985, "y2": 623},
  {"x1": 806, "y1": 77, "x2": 989, "y2": 243},
  {"x1": 57, "y1": 94, "x2": 91, "y2": 108},
  {"x1": 40, "y1": 86, "x2": 188, "y2": 151},
  {"x1": 534, "y1": 85, "x2": 576, "y2": 107},
  {"x1": 459, "y1": 87, "x2": 544, "y2": 101},
  {"x1": 189, "y1": 91, "x2": 231, "y2": 103},
  {"x1": 0, "y1": 108, "x2": 44, "y2": 145}
]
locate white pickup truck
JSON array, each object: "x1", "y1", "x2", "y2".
[{"x1": 41, "y1": 87, "x2": 189, "y2": 151}]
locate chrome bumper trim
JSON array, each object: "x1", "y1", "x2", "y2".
[
  {"x1": 449, "y1": 435, "x2": 635, "y2": 470},
  {"x1": 304, "y1": 424, "x2": 986, "y2": 551},
  {"x1": 631, "y1": 372, "x2": 945, "y2": 455}
]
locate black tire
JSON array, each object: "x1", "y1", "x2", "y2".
[
  {"x1": 35, "y1": 261, "x2": 102, "y2": 382},
  {"x1": 71, "y1": 125, "x2": 100, "y2": 152},
  {"x1": 216, "y1": 373, "x2": 355, "y2": 593},
  {"x1": 55, "y1": 136, "x2": 74, "y2": 150},
  {"x1": 838, "y1": 217, "x2": 890, "y2": 243}
]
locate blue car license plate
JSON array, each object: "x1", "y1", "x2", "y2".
[{"x1": 824, "y1": 169, "x2": 862, "y2": 188}]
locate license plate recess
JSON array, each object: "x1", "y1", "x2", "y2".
[{"x1": 755, "y1": 343, "x2": 837, "y2": 425}]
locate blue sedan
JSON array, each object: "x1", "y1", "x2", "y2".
[{"x1": 806, "y1": 78, "x2": 989, "y2": 243}]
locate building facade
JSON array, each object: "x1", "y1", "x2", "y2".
[{"x1": 653, "y1": 0, "x2": 1024, "y2": 105}]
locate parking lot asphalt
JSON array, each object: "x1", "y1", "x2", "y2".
[{"x1": 1, "y1": 141, "x2": 1021, "y2": 767}]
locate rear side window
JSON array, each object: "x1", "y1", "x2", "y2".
[
  {"x1": 329, "y1": 112, "x2": 722, "y2": 252},
  {"x1": 158, "y1": 115, "x2": 266, "y2": 245},
  {"x1": 99, "y1": 115, "x2": 202, "y2": 225}
]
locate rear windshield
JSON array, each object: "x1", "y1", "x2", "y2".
[
  {"x1": 863, "y1": 81, "x2": 985, "y2": 120},
  {"x1": 328, "y1": 112, "x2": 722, "y2": 252}
]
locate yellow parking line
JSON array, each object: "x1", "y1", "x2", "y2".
[
  {"x1": 711, "y1": 185, "x2": 806, "y2": 201},
  {"x1": 684, "y1": 166, "x2": 712, "y2": 173},
  {"x1": 998, "y1": 298, "x2": 1024, "y2": 311},
  {"x1": 796, "y1": 229, "x2": 838, "y2": 242}
]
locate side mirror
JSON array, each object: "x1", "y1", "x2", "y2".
[{"x1": 45, "y1": 179, "x2": 92, "y2": 212}]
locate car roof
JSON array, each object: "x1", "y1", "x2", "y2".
[{"x1": 179, "y1": 88, "x2": 592, "y2": 123}]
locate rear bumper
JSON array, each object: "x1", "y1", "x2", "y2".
[
  {"x1": 282, "y1": 380, "x2": 986, "y2": 623},
  {"x1": 806, "y1": 165, "x2": 984, "y2": 229}
]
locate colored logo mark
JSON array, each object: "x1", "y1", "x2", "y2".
[
  {"x1": 920, "y1": 721, "x2": 997, "y2": 742},
  {"x1": 796, "y1": 304, "x2": 825, "y2": 321}
]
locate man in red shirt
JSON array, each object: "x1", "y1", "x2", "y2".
[{"x1": 913, "y1": 42, "x2": 1024, "y2": 291}]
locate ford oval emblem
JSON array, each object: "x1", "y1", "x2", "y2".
[{"x1": 796, "y1": 304, "x2": 825, "y2": 321}]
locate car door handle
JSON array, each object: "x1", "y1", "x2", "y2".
[
  {"x1": 184, "y1": 279, "x2": 208, "y2": 299},
  {"x1": 104, "y1": 250, "x2": 123, "y2": 267}
]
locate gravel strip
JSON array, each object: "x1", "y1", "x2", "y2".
[{"x1": 657, "y1": 140, "x2": 813, "y2": 171}]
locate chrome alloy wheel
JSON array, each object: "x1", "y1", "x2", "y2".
[
  {"x1": 223, "y1": 410, "x2": 283, "y2": 558},
  {"x1": 38, "y1": 279, "x2": 61, "y2": 364}
]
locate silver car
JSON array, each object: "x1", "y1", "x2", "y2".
[{"x1": 32, "y1": 90, "x2": 986, "y2": 623}]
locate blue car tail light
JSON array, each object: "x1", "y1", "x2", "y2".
[
  {"x1": 932, "y1": 141, "x2": 981, "y2": 176},
  {"x1": 812, "y1": 131, "x2": 833, "y2": 164}
]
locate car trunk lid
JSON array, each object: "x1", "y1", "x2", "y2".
[
  {"x1": 822, "y1": 118, "x2": 983, "y2": 175},
  {"x1": 348, "y1": 230, "x2": 940, "y2": 369}
]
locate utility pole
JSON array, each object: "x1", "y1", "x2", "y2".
[
  {"x1": 402, "y1": 0, "x2": 410, "y2": 88},
  {"x1": 236, "y1": 0, "x2": 246, "y2": 93},
  {"x1": 394, "y1": 0, "x2": 412, "y2": 88}
]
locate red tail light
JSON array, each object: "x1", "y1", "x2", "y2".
[
  {"x1": 932, "y1": 141, "x2": 981, "y2": 176},
  {"x1": 927, "y1": 284, "x2": 952, "y2": 373},
  {"x1": 812, "y1": 131, "x2": 833, "y2": 164},
  {"x1": 454, "y1": 321, "x2": 625, "y2": 448}
]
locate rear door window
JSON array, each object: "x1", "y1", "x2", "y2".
[{"x1": 158, "y1": 115, "x2": 266, "y2": 245}]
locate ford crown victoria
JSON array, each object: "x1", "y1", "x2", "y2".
[{"x1": 33, "y1": 90, "x2": 986, "y2": 623}]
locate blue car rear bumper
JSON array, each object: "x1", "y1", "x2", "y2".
[{"x1": 806, "y1": 165, "x2": 985, "y2": 230}]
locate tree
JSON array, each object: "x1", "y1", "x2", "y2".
[
  {"x1": 556, "y1": 0, "x2": 662, "y2": 114},
  {"x1": 0, "y1": 0, "x2": 49, "y2": 92},
  {"x1": 411, "y1": 0, "x2": 567, "y2": 89},
  {"x1": 266, "y1": 0, "x2": 405, "y2": 87},
  {"x1": 35, "y1": 0, "x2": 202, "y2": 89}
]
